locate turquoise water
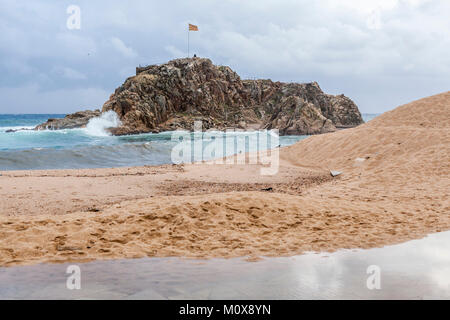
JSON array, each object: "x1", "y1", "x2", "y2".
[
  {"x1": 0, "y1": 114, "x2": 66, "y2": 130},
  {"x1": 0, "y1": 114, "x2": 378, "y2": 171}
]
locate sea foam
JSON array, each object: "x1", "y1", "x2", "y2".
[{"x1": 85, "y1": 111, "x2": 122, "y2": 136}]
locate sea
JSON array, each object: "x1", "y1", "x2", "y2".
[{"x1": 0, "y1": 113, "x2": 379, "y2": 171}]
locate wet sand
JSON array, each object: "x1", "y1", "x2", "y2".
[{"x1": 0, "y1": 91, "x2": 449, "y2": 267}]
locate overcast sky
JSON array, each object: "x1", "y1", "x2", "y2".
[{"x1": 0, "y1": 0, "x2": 449, "y2": 114}]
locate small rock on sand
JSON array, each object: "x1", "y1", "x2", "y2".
[{"x1": 330, "y1": 170, "x2": 342, "y2": 177}]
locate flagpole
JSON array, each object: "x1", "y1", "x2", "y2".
[{"x1": 188, "y1": 28, "x2": 190, "y2": 58}]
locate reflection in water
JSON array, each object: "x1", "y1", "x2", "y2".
[{"x1": 1, "y1": 231, "x2": 449, "y2": 299}]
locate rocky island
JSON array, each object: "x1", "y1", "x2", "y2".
[{"x1": 35, "y1": 58, "x2": 363, "y2": 135}]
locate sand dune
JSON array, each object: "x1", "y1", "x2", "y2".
[
  {"x1": 282, "y1": 91, "x2": 450, "y2": 171},
  {"x1": 0, "y1": 92, "x2": 449, "y2": 266}
]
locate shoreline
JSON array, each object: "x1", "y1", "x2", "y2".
[
  {"x1": 0, "y1": 127, "x2": 307, "y2": 172},
  {"x1": 0, "y1": 92, "x2": 449, "y2": 267}
]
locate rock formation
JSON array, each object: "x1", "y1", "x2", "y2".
[
  {"x1": 35, "y1": 110, "x2": 101, "y2": 130},
  {"x1": 36, "y1": 58, "x2": 364, "y2": 135},
  {"x1": 104, "y1": 58, "x2": 363, "y2": 135}
]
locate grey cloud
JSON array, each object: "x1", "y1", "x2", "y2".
[{"x1": 0, "y1": 0, "x2": 449, "y2": 114}]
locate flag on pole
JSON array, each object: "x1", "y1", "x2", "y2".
[{"x1": 187, "y1": 24, "x2": 198, "y2": 57}]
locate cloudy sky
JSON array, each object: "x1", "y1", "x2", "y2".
[{"x1": 0, "y1": 0, "x2": 449, "y2": 114}]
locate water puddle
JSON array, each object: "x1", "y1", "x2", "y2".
[{"x1": 1, "y1": 231, "x2": 449, "y2": 299}]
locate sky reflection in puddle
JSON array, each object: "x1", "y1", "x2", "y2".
[{"x1": 1, "y1": 231, "x2": 449, "y2": 299}]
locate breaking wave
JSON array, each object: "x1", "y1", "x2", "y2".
[{"x1": 84, "y1": 111, "x2": 122, "y2": 136}]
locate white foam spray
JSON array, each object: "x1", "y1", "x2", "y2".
[{"x1": 85, "y1": 111, "x2": 122, "y2": 136}]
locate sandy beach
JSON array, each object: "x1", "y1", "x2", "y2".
[{"x1": 1, "y1": 92, "x2": 449, "y2": 267}]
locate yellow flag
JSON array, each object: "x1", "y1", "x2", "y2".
[{"x1": 189, "y1": 23, "x2": 198, "y2": 31}]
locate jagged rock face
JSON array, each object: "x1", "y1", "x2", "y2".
[
  {"x1": 100, "y1": 58, "x2": 361, "y2": 135},
  {"x1": 103, "y1": 58, "x2": 251, "y2": 135},
  {"x1": 254, "y1": 79, "x2": 364, "y2": 131},
  {"x1": 35, "y1": 110, "x2": 101, "y2": 130}
]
